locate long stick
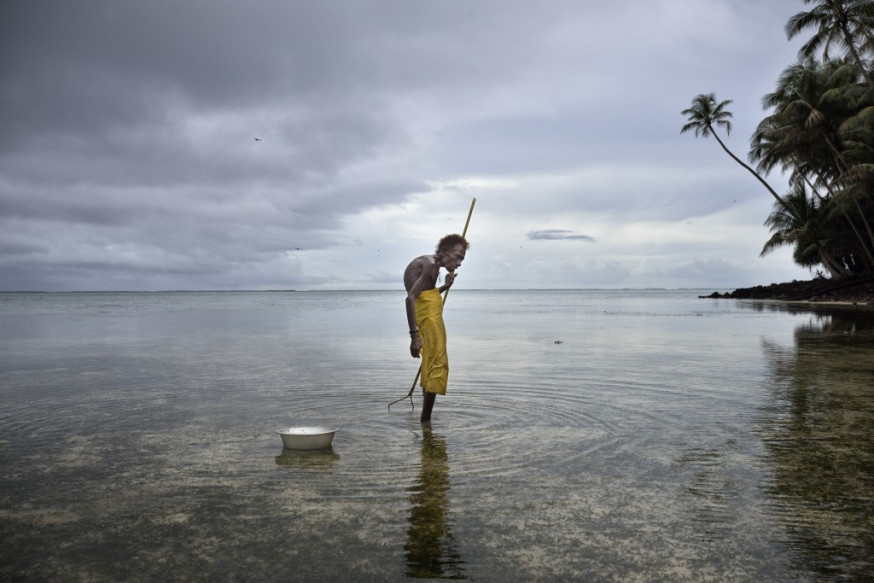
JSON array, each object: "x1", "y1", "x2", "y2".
[{"x1": 388, "y1": 197, "x2": 476, "y2": 410}]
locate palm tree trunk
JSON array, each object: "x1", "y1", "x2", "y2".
[
  {"x1": 850, "y1": 194, "x2": 874, "y2": 256},
  {"x1": 818, "y1": 244, "x2": 850, "y2": 278},
  {"x1": 818, "y1": 173, "x2": 874, "y2": 266},
  {"x1": 819, "y1": 131, "x2": 874, "y2": 256},
  {"x1": 708, "y1": 124, "x2": 796, "y2": 217},
  {"x1": 799, "y1": 169, "x2": 827, "y2": 203},
  {"x1": 801, "y1": 170, "x2": 865, "y2": 273},
  {"x1": 839, "y1": 20, "x2": 874, "y2": 88}
]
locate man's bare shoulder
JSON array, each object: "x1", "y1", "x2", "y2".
[
  {"x1": 404, "y1": 254, "x2": 436, "y2": 292},
  {"x1": 406, "y1": 254, "x2": 433, "y2": 270}
]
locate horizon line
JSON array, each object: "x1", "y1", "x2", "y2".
[{"x1": 0, "y1": 286, "x2": 738, "y2": 294}]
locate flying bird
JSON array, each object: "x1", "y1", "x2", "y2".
[{"x1": 254, "y1": 138, "x2": 262, "y2": 141}]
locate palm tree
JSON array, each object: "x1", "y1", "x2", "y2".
[
  {"x1": 751, "y1": 58, "x2": 874, "y2": 269},
  {"x1": 681, "y1": 92, "x2": 794, "y2": 215},
  {"x1": 785, "y1": 0, "x2": 874, "y2": 88},
  {"x1": 758, "y1": 58, "x2": 859, "y2": 174},
  {"x1": 762, "y1": 181, "x2": 850, "y2": 277}
]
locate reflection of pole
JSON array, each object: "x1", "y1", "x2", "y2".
[
  {"x1": 404, "y1": 427, "x2": 465, "y2": 579},
  {"x1": 389, "y1": 197, "x2": 476, "y2": 411}
]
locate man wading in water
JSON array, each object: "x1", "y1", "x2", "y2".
[{"x1": 404, "y1": 234, "x2": 469, "y2": 422}]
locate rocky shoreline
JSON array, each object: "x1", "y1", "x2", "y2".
[{"x1": 701, "y1": 275, "x2": 874, "y2": 306}]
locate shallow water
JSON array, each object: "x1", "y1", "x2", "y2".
[{"x1": 1, "y1": 291, "x2": 872, "y2": 581}]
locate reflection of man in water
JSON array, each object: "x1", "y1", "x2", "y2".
[
  {"x1": 404, "y1": 426, "x2": 465, "y2": 578},
  {"x1": 404, "y1": 234, "x2": 469, "y2": 422}
]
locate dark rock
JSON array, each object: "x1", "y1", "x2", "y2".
[{"x1": 715, "y1": 275, "x2": 874, "y2": 304}]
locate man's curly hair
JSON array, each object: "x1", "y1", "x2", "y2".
[{"x1": 436, "y1": 234, "x2": 469, "y2": 254}]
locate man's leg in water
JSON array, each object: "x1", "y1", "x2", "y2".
[{"x1": 421, "y1": 391, "x2": 436, "y2": 422}]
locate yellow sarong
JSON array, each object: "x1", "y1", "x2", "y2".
[{"x1": 415, "y1": 288, "x2": 448, "y2": 395}]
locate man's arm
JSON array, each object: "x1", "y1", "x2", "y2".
[
  {"x1": 405, "y1": 293, "x2": 422, "y2": 358},
  {"x1": 404, "y1": 257, "x2": 431, "y2": 358}
]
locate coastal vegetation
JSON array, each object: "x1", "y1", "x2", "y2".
[{"x1": 682, "y1": 0, "x2": 874, "y2": 282}]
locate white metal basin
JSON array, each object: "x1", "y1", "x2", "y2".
[{"x1": 277, "y1": 426, "x2": 337, "y2": 450}]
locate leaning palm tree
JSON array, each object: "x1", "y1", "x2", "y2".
[
  {"x1": 785, "y1": 0, "x2": 874, "y2": 88},
  {"x1": 681, "y1": 92, "x2": 794, "y2": 215}
]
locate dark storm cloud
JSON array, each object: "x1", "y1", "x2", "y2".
[
  {"x1": 0, "y1": 0, "x2": 432, "y2": 290},
  {"x1": 1, "y1": 2, "x2": 369, "y2": 132},
  {"x1": 0, "y1": 0, "x2": 405, "y2": 191}
]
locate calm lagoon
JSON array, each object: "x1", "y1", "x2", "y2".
[{"x1": 1, "y1": 290, "x2": 872, "y2": 581}]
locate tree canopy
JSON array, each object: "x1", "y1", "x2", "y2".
[{"x1": 683, "y1": 0, "x2": 874, "y2": 279}]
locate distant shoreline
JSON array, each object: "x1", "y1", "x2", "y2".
[{"x1": 701, "y1": 276, "x2": 874, "y2": 307}]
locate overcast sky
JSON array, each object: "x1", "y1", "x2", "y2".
[{"x1": 1, "y1": 0, "x2": 816, "y2": 291}]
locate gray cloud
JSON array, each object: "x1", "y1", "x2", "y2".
[
  {"x1": 0, "y1": 0, "x2": 811, "y2": 290},
  {"x1": 527, "y1": 230, "x2": 595, "y2": 242}
]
